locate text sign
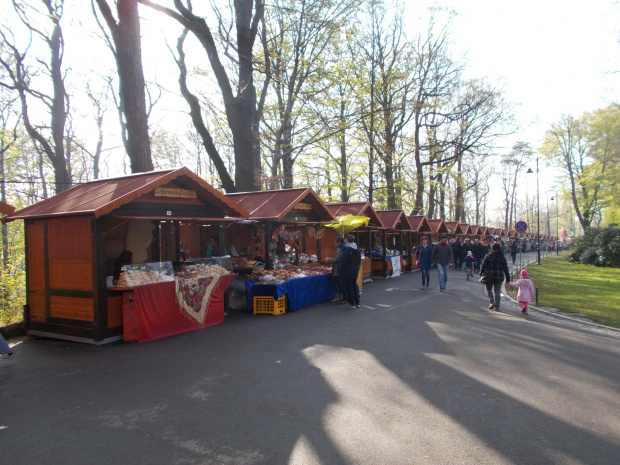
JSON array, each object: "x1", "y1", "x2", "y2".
[{"x1": 515, "y1": 220, "x2": 528, "y2": 233}]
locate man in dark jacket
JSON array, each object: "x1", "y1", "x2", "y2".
[
  {"x1": 431, "y1": 235, "x2": 454, "y2": 292},
  {"x1": 341, "y1": 234, "x2": 361, "y2": 308},
  {"x1": 452, "y1": 237, "x2": 463, "y2": 269},
  {"x1": 480, "y1": 243, "x2": 511, "y2": 312}
]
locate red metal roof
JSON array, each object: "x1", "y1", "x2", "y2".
[
  {"x1": 444, "y1": 221, "x2": 464, "y2": 235},
  {"x1": 376, "y1": 210, "x2": 412, "y2": 230},
  {"x1": 479, "y1": 226, "x2": 490, "y2": 236},
  {"x1": 227, "y1": 188, "x2": 337, "y2": 223},
  {"x1": 427, "y1": 219, "x2": 449, "y2": 234},
  {"x1": 407, "y1": 215, "x2": 432, "y2": 232},
  {"x1": 460, "y1": 223, "x2": 473, "y2": 235},
  {"x1": 470, "y1": 225, "x2": 481, "y2": 235},
  {"x1": 2, "y1": 167, "x2": 248, "y2": 223},
  {"x1": 0, "y1": 201, "x2": 15, "y2": 216},
  {"x1": 327, "y1": 201, "x2": 384, "y2": 227}
]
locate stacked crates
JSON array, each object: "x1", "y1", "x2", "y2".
[{"x1": 253, "y1": 295, "x2": 286, "y2": 315}]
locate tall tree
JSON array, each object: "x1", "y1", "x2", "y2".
[
  {"x1": 94, "y1": 0, "x2": 153, "y2": 173},
  {"x1": 139, "y1": 0, "x2": 264, "y2": 192},
  {"x1": 499, "y1": 142, "x2": 531, "y2": 228},
  {"x1": 0, "y1": 0, "x2": 72, "y2": 194},
  {"x1": 260, "y1": 0, "x2": 359, "y2": 189},
  {"x1": 540, "y1": 114, "x2": 600, "y2": 233}
]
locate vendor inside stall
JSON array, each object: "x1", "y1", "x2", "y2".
[{"x1": 206, "y1": 235, "x2": 228, "y2": 257}]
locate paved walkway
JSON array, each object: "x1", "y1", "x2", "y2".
[{"x1": 2, "y1": 266, "x2": 620, "y2": 465}]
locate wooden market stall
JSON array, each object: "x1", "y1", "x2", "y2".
[
  {"x1": 226, "y1": 188, "x2": 339, "y2": 312},
  {"x1": 444, "y1": 221, "x2": 465, "y2": 238},
  {"x1": 374, "y1": 210, "x2": 413, "y2": 278},
  {"x1": 459, "y1": 223, "x2": 473, "y2": 237},
  {"x1": 326, "y1": 201, "x2": 385, "y2": 283},
  {"x1": 427, "y1": 219, "x2": 449, "y2": 243},
  {"x1": 2, "y1": 168, "x2": 249, "y2": 344},
  {"x1": 406, "y1": 215, "x2": 432, "y2": 271}
]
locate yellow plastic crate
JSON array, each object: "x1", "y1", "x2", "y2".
[{"x1": 253, "y1": 295, "x2": 286, "y2": 315}]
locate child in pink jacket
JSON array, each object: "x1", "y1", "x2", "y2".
[{"x1": 509, "y1": 269, "x2": 535, "y2": 314}]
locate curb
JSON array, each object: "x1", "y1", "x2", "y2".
[{"x1": 502, "y1": 283, "x2": 620, "y2": 333}]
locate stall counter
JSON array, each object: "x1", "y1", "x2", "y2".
[{"x1": 111, "y1": 273, "x2": 237, "y2": 343}]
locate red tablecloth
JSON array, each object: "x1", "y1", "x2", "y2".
[{"x1": 124, "y1": 274, "x2": 237, "y2": 343}]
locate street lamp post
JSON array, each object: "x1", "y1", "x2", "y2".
[
  {"x1": 527, "y1": 158, "x2": 541, "y2": 265},
  {"x1": 551, "y1": 194, "x2": 559, "y2": 255}
]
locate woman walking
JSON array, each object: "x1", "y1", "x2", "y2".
[
  {"x1": 415, "y1": 237, "x2": 433, "y2": 290},
  {"x1": 480, "y1": 243, "x2": 511, "y2": 311}
]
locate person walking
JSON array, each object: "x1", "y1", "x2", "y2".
[
  {"x1": 415, "y1": 236, "x2": 433, "y2": 290},
  {"x1": 452, "y1": 237, "x2": 463, "y2": 270},
  {"x1": 325, "y1": 236, "x2": 345, "y2": 303},
  {"x1": 431, "y1": 235, "x2": 454, "y2": 292},
  {"x1": 510, "y1": 240, "x2": 519, "y2": 264},
  {"x1": 508, "y1": 269, "x2": 536, "y2": 314},
  {"x1": 480, "y1": 243, "x2": 511, "y2": 311},
  {"x1": 341, "y1": 234, "x2": 361, "y2": 308},
  {"x1": 464, "y1": 250, "x2": 476, "y2": 280}
]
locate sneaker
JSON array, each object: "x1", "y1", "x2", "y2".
[
  {"x1": 522, "y1": 308, "x2": 527, "y2": 313},
  {"x1": 330, "y1": 298, "x2": 340, "y2": 303},
  {"x1": 338, "y1": 301, "x2": 347, "y2": 305},
  {"x1": 421, "y1": 287, "x2": 426, "y2": 290},
  {"x1": 356, "y1": 304, "x2": 361, "y2": 308},
  {"x1": 495, "y1": 306, "x2": 500, "y2": 312},
  {"x1": 489, "y1": 304, "x2": 495, "y2": 309},
  {"x1": 440, "y1": 288, "x2": 444, "y2": 293},
  {"x1": 347, "y1": 304, "x2": 356, "y2": 309}
]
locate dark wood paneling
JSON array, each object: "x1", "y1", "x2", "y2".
[
  {"x1": 48, "y1": 216, "x2": 92, "y2": 259},
  {"x1": 50, "y1": 296, "x2": 94, "y2": 321},
  {"x1": 26, "y1": 220, "x2": 46, "y2": 322}
]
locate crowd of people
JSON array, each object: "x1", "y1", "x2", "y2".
[{"x1": 326, "y1": 234, "x2": 537, "y2": 314}]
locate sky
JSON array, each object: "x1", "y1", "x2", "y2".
[{"x1": 408, "y1": 0, "x2": 620, "y2": 219}]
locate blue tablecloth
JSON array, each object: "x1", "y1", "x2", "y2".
[{"x1": 245, "y1": 274, "x2": 334, "y2": 312}]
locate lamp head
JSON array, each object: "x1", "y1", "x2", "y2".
[{"x1": 526, "y1": 168, "x2": 534, "y2": 174}]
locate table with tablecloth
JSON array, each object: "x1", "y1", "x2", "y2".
[
  {"x1": 122, "y1": 273, "x2": 237, "y2": 342},
  {"x1": 245, "y1": 273, "x2": 334, "y2": 312}
]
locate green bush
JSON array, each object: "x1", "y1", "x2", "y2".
[{"x1": 568, "y1": 226, "x2": 620, "y2": 267}]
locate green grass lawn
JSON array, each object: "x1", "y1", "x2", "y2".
[{"x1": 509, "y1": 254, "x2": 620, "y2": 328}]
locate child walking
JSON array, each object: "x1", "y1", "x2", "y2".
[
  {"x1": 464, "y1": 250, "x2": 476, "y2": 280},
  {"x1": 509, "y1": 269, "x2": 536, "y2": 314}
]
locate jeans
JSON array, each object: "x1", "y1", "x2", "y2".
[
  {"x1": 339, "y1": 275, "x2": 348, "y2": 302},
  {"x1": 436, "y1": 263, "x2": 449, "y2": 289},
  {"x1": 420, "y1": 267, "x2": 430, "y2": 287},
  {"x1": 331, "y1": 274, "x2": 341, "y2": 295},
  {"x1": 344, "y1": 278, "x2": 359, "y2": 305},
  {"x1": 486, "y1": 281, "x2": 503, "y2": 308}
]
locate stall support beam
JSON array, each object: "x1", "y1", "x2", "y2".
[
  {"x1": 94, "y1": 217, "x2": 107, "y2": 343},
  {"x1": 368, "y1": 228, "x2": 373, "y2": 280},
  {"x1": 382, "y1": 230, "x2": 387, "y2": 276}
]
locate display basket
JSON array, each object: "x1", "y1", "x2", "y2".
[{"x1": 253, "y1": 295, "x2": 286, "y2": 315}]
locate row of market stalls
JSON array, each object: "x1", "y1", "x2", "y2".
[{"x1": 2, "y1": 167, "x2": 556, "y2": 345}]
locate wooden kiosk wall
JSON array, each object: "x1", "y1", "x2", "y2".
[{"x1": 24, "y1": 215, "x2": 121, "y2": 343}]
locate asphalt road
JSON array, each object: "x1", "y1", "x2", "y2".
[{"x1": 2, "y1": 267, "x2": 620, "y2": 465}]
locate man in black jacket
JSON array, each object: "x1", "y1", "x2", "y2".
[
  {"x1": 341, "y1": 234, "x2": 361, "y2": 308},
  {"x1": 480, "y1": 243, "x2": 511, "y2": 311}
]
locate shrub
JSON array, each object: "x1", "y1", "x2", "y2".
[{"x1": 568, "y1": 226, "x2": 620, "y2": 267}]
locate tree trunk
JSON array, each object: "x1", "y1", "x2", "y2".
[{"x1": 116, "y1": 0, "x2": 153, "y2": 172}]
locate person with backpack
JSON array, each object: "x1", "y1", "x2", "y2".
[{"x1": 341, "y1": 234, "x2": 362, "y2": 308}]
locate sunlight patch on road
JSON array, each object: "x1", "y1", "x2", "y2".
[
  {"x1": 300, "y1": 344, "x2": 504, "y2": 464},
  {"x1": 288, "y1": 434, "x2": 323, "y2": 465}
]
